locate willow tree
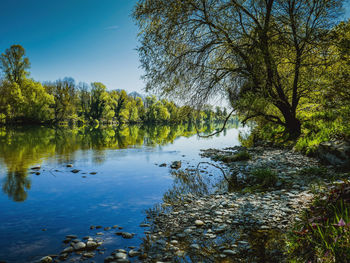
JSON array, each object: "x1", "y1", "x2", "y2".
[{"x1": 134, "y1": 0, "x2": 343, "y2": 138}]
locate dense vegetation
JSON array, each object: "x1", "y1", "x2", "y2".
[
  {"x1": 0, "y1": 45, "x2": 228, "y2": 126},
  {"x1": 134, "y1": 0, "x2": 350, "y2": 150}
]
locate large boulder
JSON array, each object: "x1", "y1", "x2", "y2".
[{"x1": 318, "y1": 140, "x2": 350, "y2": 169}]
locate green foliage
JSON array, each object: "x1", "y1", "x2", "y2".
[
  {"x1": 297, "y1": 167, "x2": 328, "y2": 177},
  {"x1": 248, "y1": 168, "x2": 278, "y2": 189},
  {"x1": 221, "y1": 151, "x2": 251, "y2": 163},
  {"x1": 134, "y1": 0, "x2": 344, "y2": 138},
  {"x1": 0, "y1": 44, "x2": 30, "y2": 84},
  {"x1": 286, "y1": 181, "x2": 350, "y2": 262},
  {"x1": 0, "y1": 45, "x2": 226, "y2": 126}
]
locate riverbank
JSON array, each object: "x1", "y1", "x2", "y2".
[
  {"x1": 124, "y1": 146, "x2": 349, "y2": 262},
  {"x1": 36, "y1": 144, "x2": 349, "y2": 263}
]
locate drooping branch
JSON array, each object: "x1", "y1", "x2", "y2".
[{"x1": 195, "y1": 109, "x2": 235, "y2": 138}]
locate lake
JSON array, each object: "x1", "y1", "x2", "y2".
[{"x1": 0, "y1": 123, "x2": 246, "y2": 262}]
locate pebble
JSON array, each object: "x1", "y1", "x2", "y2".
[
  {"x1": 194, "y1": 220, "x2": 204, "y2": 226},
  {"x1": 39, "y1": 256, "x2": 52, "y2": 263},
  {"x1": 71, "y1": 242, "x2": 86, "y2": 250}
]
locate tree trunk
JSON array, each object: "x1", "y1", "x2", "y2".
[
  {"x1": 277, "y1": 103, "x2": 301, "y2": 139},
  {"x1": 284, "y1": 112, "x2": 301, "y2": 139}
]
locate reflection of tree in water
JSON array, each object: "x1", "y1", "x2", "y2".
[
  {"x1": 0, "y1": 122, "x2": 236, "y2": 201},
  {"x1": 2, "y1": 170, "x2": 31, "y2": 202}
]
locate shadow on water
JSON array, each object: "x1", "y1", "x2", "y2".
[{"x1": 0, "y1": 122, "x2": 239, "y2": 202}]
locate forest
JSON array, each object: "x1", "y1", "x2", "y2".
[{"x1": 0, "y1": 45, "x2": 227, "y2": 126}]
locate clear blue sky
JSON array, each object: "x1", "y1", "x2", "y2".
[{"x1": 0, "y1": 0, "x2": 349, "y2": 94}]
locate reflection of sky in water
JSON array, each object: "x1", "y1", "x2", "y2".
[{"x1": 0, "y1": 125, "x2": 247, "y2": 262}]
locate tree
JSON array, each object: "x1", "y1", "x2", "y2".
[
  {"x1": 0, "y1": 44, "x2": 30, "y2": 84},
  {"x1": 90, "y1": 82, "x2": 114, "y2": 121},
  {"x1": 20, "y1": 79, "x2": 54, "y2": 122},
  {"x1": 134, "y1": 0, "x2": 344, "y2": 138},
  {"x1": 44, "y1": 77, "x2": 78, "y2": 122}
]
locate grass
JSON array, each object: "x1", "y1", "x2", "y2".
[
  {"x1": 221, "y1": 151, "x2": 251, "y2": 163},
  {"x1": 243, "y1": 168, "x2": 278, "y2": 191},
  {"x1": 297, "y1": 166, "x2": 328, "y2": 177},
  {"x1": 286, "y1": 180, "x2": 350, "y2": 262}
]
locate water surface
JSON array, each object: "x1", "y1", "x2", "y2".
[{"x1": 0, "y1": 123, "x2": 244, "y2": 262}]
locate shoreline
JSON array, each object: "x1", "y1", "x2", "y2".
[
  {"x1": 131, "y1": 145, "x2": 348, "y2": 262},
  {"x1": 37, "y1": 145, "x2": 349, "y2": 263}
]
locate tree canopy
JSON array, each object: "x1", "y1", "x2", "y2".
[
  {"x1": 133, "y1": 0, "x2": 345, "y2": 138},
  {"x1": 0, "y1": 44, "x2": 30, "y2": 84},
  {"x1": 0, "y1": 44, "x2": 227, "y2": 125}
]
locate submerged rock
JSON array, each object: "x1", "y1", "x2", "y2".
[
  {"x1": 71, "y1": 241, "x2": 86, "y2": 250},
  {"x1": 121, "y1": 232, "x2": 134, "y2": 239},
  {"x1": 171, "y1": 161, "x2": 181, "y2": 169}
]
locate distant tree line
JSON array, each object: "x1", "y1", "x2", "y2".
[{"x1": 0, "y1": 45, "x2": 228, "y2": 125}]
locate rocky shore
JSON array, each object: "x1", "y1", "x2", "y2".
[
  {"x1": 39, "y1": 145, "x2": 349, "y2": 263},
  {"x1": 131, "y1": 146, "x2": 348, "y2": 262}
]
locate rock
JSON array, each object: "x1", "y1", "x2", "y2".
[
  {"x1": 159, "y1": 163, "x2": 167, "y2": 167},
  {"x1": 96, "y1": 232, "x2": 104, "y2": 235},
  {"x1": 71, "y1": 169, "x2": 80, "y2": 173},
  {"x1": 31, "y1": 165, "x2": 41, "y2": 170},
  {"x1": 318, "y1": 140, "x2": 350, "y2": 168},
  {"x1": 170, "y1": 161, "x2": 181, "y2": 169},
  {"x1": 114, "y1": 252, "x2": 127, "y2": 259},
  {"x1": 72, "y1": 241, "x2": 86, "y2": 250},
  {"x1": 128, "y1": 250, "x2": 140, "y2": 257},
  {"x1": 90, "y1": 225, "x2": 95, "y2": 229},
  {"x1": 62, "y1": 246, "x2": 74, "y2": 253},
  {"x1": 35, "y1": 172, "x2": 40, "y2": 175},
  {"x1": 223, "y1": 249, "x2": 237, "y2": 255},
  {"x1": 96, "y1": 225, "x2": 102, "y2": 229},
  {"x1": 83, "y1": 252, "x2": 95, "y2": 258},
  {"x1": 194, "y1": 220, "x2": 204, "y2": 226},
  {"x1": 40, "y1": 256, "x2": 52, "y2": 263},
  {"x1": 86, "y1": 241, "x2": 98, "y2": 249},
  {"x1": 90, "y1": 172, "x2": 97, "y2": 175},
  {"x1": 170, "y1": 240, "x2": 178, "y2": 245},
  {"x1": 58, "y1": 253, "x2": 68, "y2": 260},
  {"x1": 66, "y1": 164, "x2": 73, "y2": 167},
  {"x1": 140, "y1": 223, "x2": 150, "y2": 227},
  {"x1": 104, "y1": 227, "x2": 111, "y2": 231},
  {"x1": 104, "y1": 256, "x2": 115, "y2": 262},
  {"x1": 65, "y1": 235, "x2": 77, "y2": 239},
  {"x1": 156, "y1": 239, "x2": 166, "y2": 246},
  {"x1": 121, "y1": 232, "x2": 134, "y2": 239},
  {"x1": 190, "y1": 244, "x2": 200, "y2": 250}
]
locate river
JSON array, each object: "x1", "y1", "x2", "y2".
[{"x1": 0, "y1": 123, "x2": 247, "y2": 262}]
